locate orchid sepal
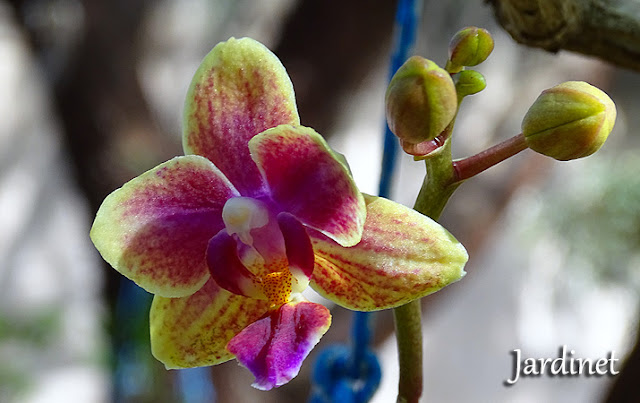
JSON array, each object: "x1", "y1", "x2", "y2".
[
  {"x1": 182, "y1": 37, "x2": 300, "y2": 196},
  {"x1": 310, "y1": 194, "x2": 468, "y2": 311}
]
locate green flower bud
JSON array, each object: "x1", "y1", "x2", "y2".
[
  {"x1": 447, "y1": 27, "x2": 494, "y2": 73},
  {"x1": 455, "y1": 70, "x2": 486, "y2": 98},
  {"x1": 522, "y1": 81, "x2": 616, "y2": 161},
  {"x1": 385, "y1": 56, "x2": 457, "y2": 145}
]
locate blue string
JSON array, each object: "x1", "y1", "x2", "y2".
[
  {"x1": 176, "y1": 367, "x2": 217, "y2": 403},
  {"x1": 113, "y1": 278, "x2": 154, "y2": 401},
  {"x1": 379, "y1": 0, "x2": 423, "y2": 198},
  {"x1": 310, "y1": 1, "x2": 422, "y2": 402}
]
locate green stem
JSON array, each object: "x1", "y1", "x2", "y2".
[
  {"x1": 393, "y1": 300, "x2": 424, "y2": 403},
  {"x1": 414, "y1": 139, "x2": 460, "y2": 219},
  {"x1": 393, "y1": 138, "x2": 460, "y2": 403},
  {"x1": 393, "y1": 124, "x2": 526, "y2": 402}
]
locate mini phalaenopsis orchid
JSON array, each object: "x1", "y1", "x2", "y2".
[{"x1": 90, "y1": 37, "x2": 468, "y2": 390}]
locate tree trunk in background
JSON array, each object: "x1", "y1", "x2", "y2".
[
  {"x1": 7, "y1": 0, "x2": 166, "y2": 303},
  {"x1": 489, "y1": 0, "x2": 640, "y2": 71}
]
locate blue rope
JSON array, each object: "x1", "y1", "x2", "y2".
[
  {"x1": 310, "y1": 1, "x2": 422, "y2": 402},
  {"x1": 176, "y1": 367, "x2": 217, "y2": 403},
  {"x1": 379, "y1": 0, "x2": 423, "y2": 198},
  {"x1": 113, "y1": 278, "x2": 154, "y2": 401}
]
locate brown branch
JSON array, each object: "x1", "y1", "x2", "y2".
[{"x1": 487, "y1": 0, "x2": 640, "y2": 71}]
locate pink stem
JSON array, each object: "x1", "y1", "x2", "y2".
[{"x1": 453, "y1": 133, "x2": 528, "y2": 181}]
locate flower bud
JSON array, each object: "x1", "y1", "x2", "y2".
[
  {"x1": 455, "y1": 70, "x2": 486, "y2": 98},
  {"x1": 385, "y1": 56, "x2": 457, "y2": 145},
  {"x1": 447, "y1": 27, "x2": 494, "y2": 73},
  {"x1": 522, "y1": 81, "x2": 616, "y2": 161}
]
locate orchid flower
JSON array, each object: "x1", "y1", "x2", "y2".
[{"x1": 90, "y1": 37, "x2": 468, "y2": 390}]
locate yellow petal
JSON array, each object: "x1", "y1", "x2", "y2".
[
  {"x1": 150, "y1": 278, "x2": 270, "y2": 368},
  {"x1": 310, "y1": 195, "x2": 468, "y2": 311}
]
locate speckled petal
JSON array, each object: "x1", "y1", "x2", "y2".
[
  {"x1": 183, "y1": 37, "x2": 300, "y2": 196},
  {"x1": 249, "y1": 125, "x2": 366, "y2": 247},
  {"x1": 150, "y1": 278, "x2": 270, "y2": 368},
  {"x1": 227, "y1": 301, "x2": 331, "y2": 390},
  {"x1": 90, "y1": 155, "x2": 238, "y2": 297},
  {"x1": 310, "y1": 194, "x2": 468, "y2": 311}
]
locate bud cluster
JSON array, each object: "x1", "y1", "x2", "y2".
[{"x1": 385, "y1": 26, "x2": 616, "y2": 166}]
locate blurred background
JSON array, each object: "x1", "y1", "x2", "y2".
[{"x1": 1, "y1": 0, "x2": 639, "y2": 402}]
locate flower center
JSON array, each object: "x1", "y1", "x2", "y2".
[
  {"x1": 221, "y1": 197, "x2": 296, "y2": 308},
  {"x1": 261, "y1": 270, "x2": 293, "y2": 308}
]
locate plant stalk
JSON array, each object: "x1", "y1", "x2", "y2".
[
  {"x1": 453, "y1": 133, "x2": 527, "y2": 181},
  {"x1": 393, "y1": 127, "x2": 527, "y2": 402},
  {"x1": 393, "y1": 138, "x2": 459, "y2": 403}
]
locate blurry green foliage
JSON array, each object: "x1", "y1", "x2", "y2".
[
  {"x1": 0, "y1": 309, "x2": 63, "y2": 400},
  {"x1": 531, "y1": 153, "x2": 640, "y2": 288}
]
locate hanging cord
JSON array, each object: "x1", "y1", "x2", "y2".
[
  {"x1": 379, "y1": 0, "x2": 422, "y2": 198},
  {"x1": 310, "y1": 1, "x2": 422, "y2": 401}
]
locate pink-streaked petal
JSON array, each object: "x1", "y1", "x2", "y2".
[
  {"x1": 249, "y1": 125, "x2": 366, "y2": 247},
  {"x1": 278, "y1": 212, "x2": 314, "y2": 282},
  {"x1": 227, "y1": 301, "x2": 331, "y2": 390},
  {"x1": 90, "y1": 156, "x2": 239, "y2": 297},
  {"x1": 150, "y1": 278, "x2": 270, "y2": 368},
  {"x1": 183, "y1": 37, "x2": 300, "y2": 196},
  {"x1": 309, "y1": 194, "x2": 468, "y2": 311},
  {"x1": 207, "y1": 230, "x2": 266, "y2": 300}
]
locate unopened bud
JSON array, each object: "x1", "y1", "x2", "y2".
[
  {"x1": 386, "y1": 56, "x2": 457, "y2": 146},
  {"x1": 455, "y1": 70, "x2": 486, "y2": 98},
  {"x1": 447, "y1": 27, "x2": 494, "y2": 73},
  {"x1": 522, "y1": 81, "x2": 616, "y2": 161}
]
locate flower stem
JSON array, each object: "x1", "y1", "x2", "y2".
[
  {"x1": 453, "y1": 133, "x2": 527, "y2": 181},
  {"x1": 393, "y1": 131, "x2": 527, "y2": 402},
  {"x1": 414, "y1": 139, "x2": 460, "y2": 219},
  {"x1": 393, "y1": 300, "x2": 423, "y2": 403},
  {"x1": 393, "y1": 138, "x2": 459, "y2": 403}
]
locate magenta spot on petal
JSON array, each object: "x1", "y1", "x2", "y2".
[{"x1": 124, "y1": 212, "x2": 220, "y2": 288}]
